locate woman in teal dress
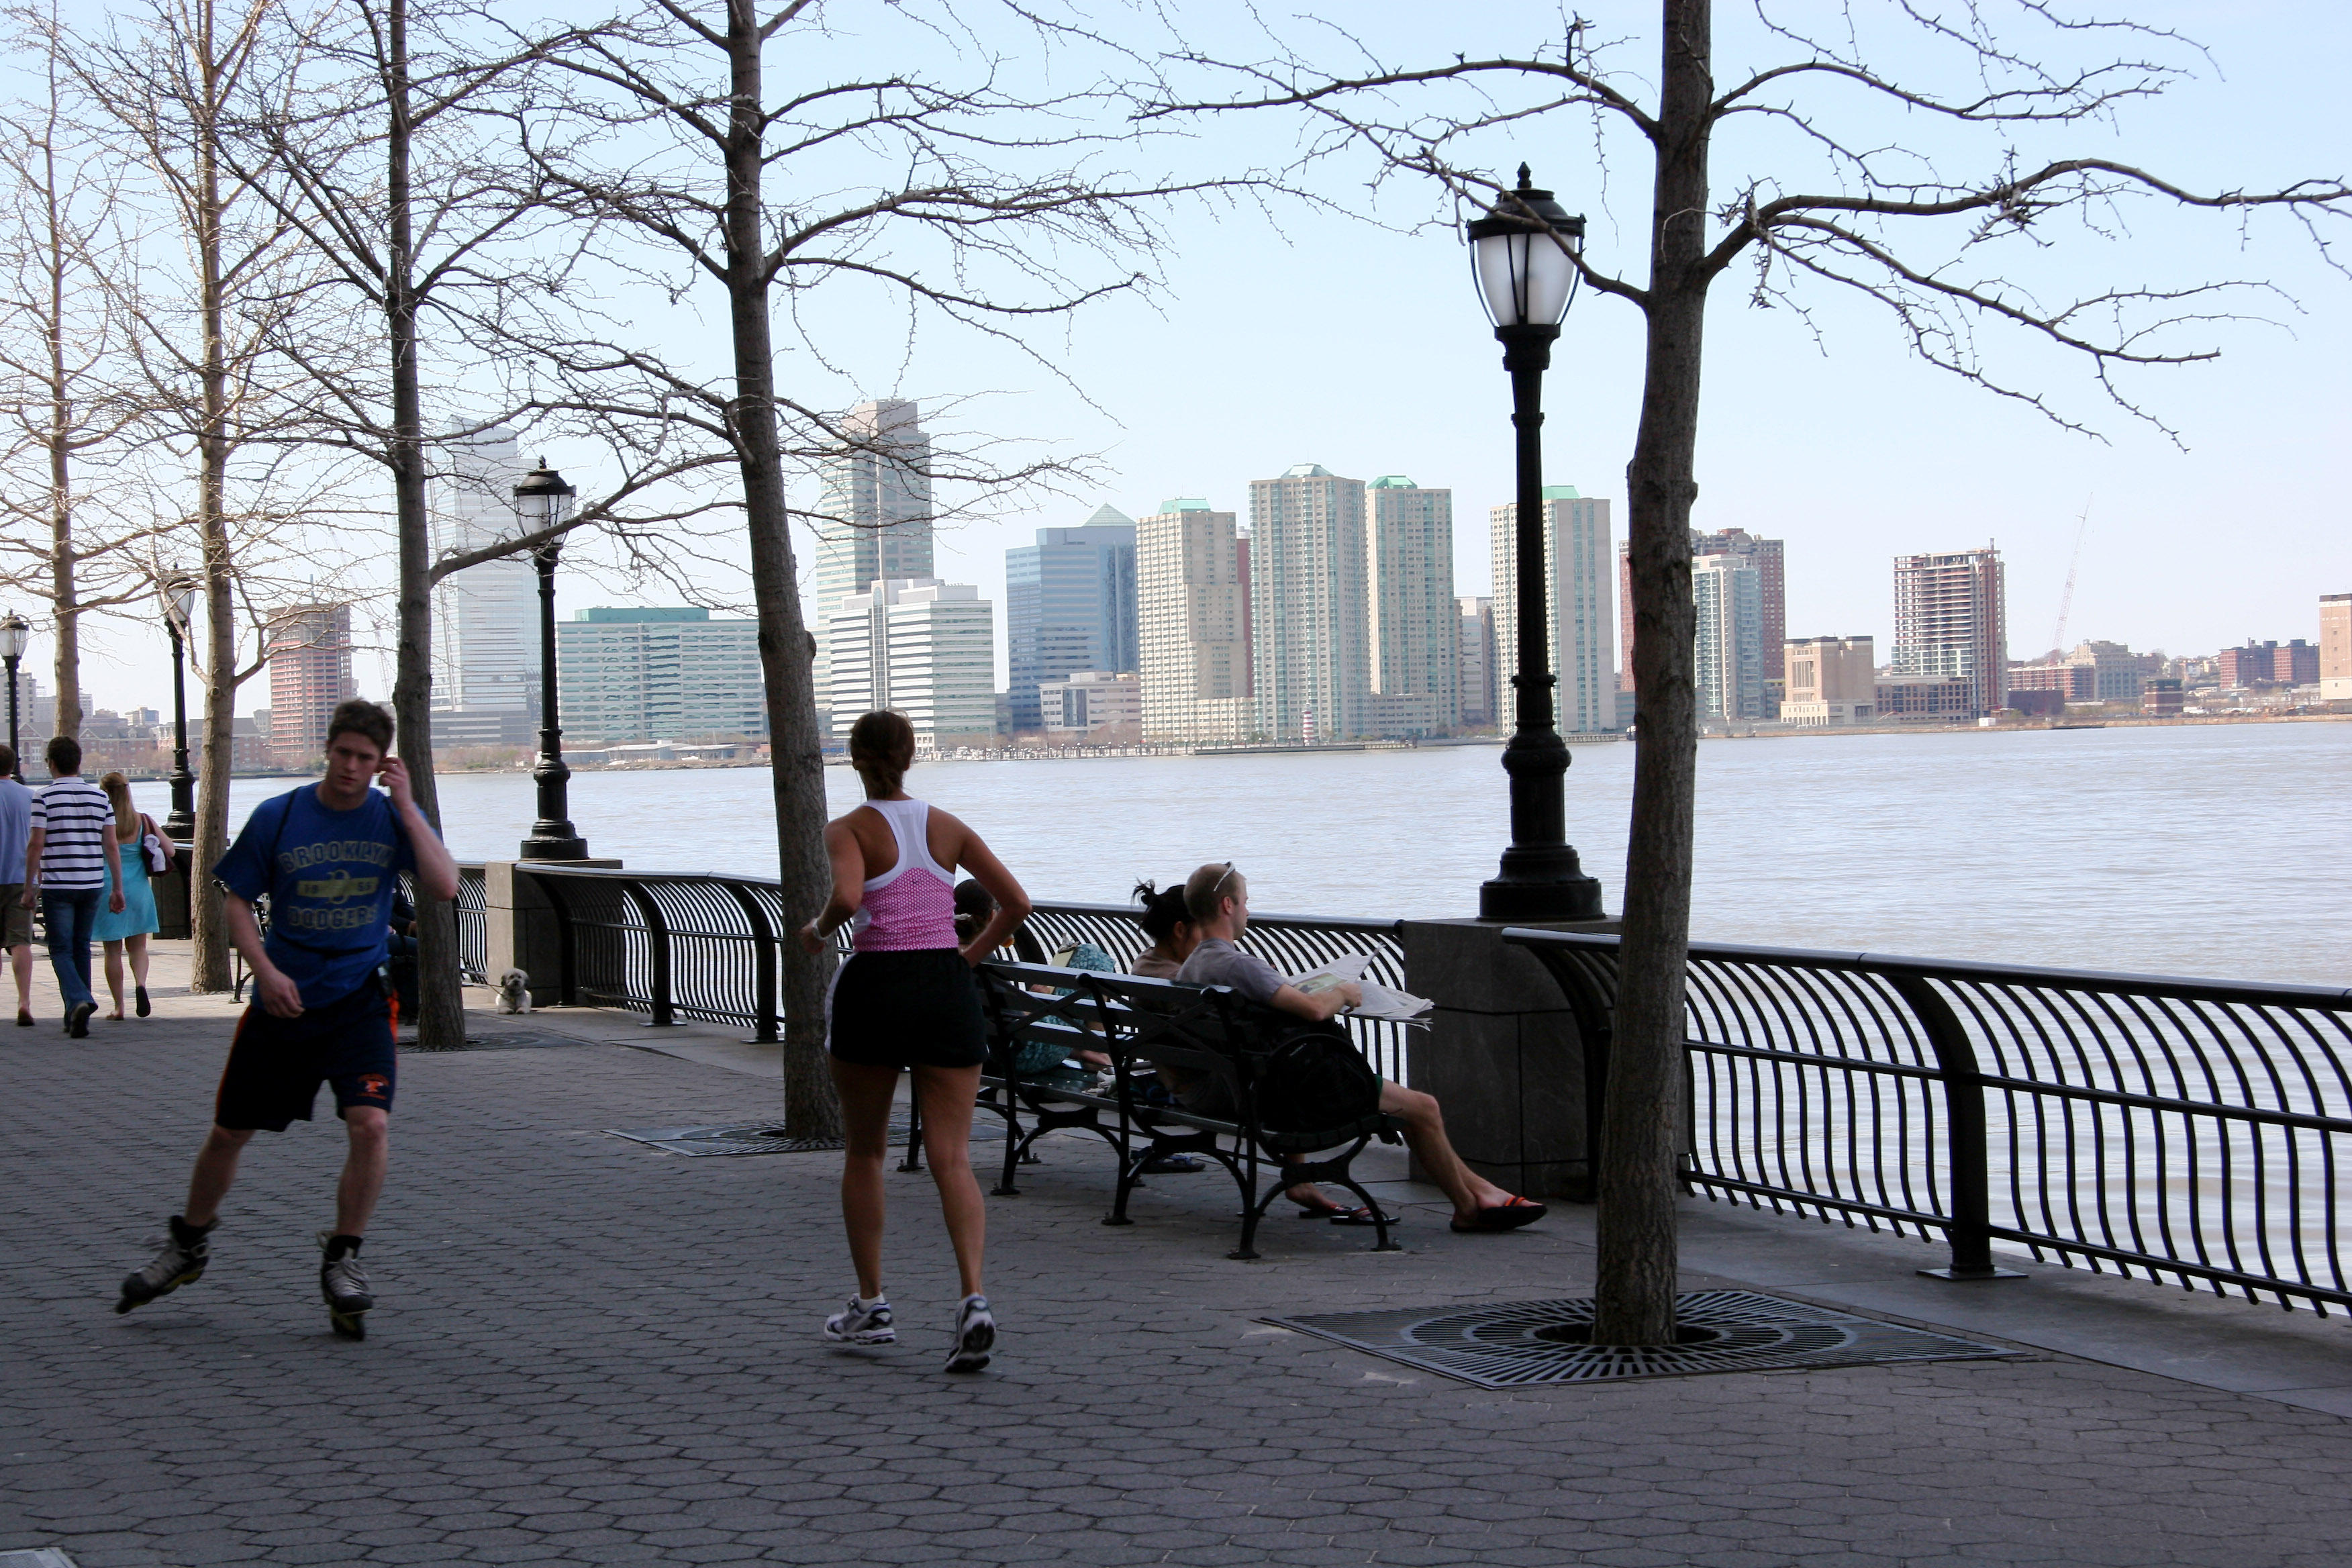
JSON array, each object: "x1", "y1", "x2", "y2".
[{"x1": 91, "y1": 772, "x2": 171, "y2": 1020}]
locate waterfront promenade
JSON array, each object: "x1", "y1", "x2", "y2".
[{"x1": 5, "y1": 946, "x2": 2352, "y2": 1567}]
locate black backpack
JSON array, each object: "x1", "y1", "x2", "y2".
[{"x1": 1254, "y1": 1022, "x2": 1382, "y2": 1134}]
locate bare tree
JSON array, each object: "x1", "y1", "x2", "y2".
[
  {"x1": 0, "y1": 9, "x2": 162, "y2": 746},
  {"x1": 1148, "y1": 1, "x2": 2352, "y2": 1342},
  {"x1": 79, "y1": 0, "x2": 364, "y2": 989},
  {"x1": 210, "y1": 0, "x2": 731, "y2": 1048},
  {"x1": 508, "y1": 0, "x2": 1254, "y2": 1136}
]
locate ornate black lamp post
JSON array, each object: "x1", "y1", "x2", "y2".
[
  {"x1": 0, "y1": 611, "x2": 26, "y2": 781},
  {"x1": 1470, "y1": 165, "x2": 1604, "y2": 921},
  {"x1": 161, "y1": 578, "x2": 199, "y2": 838},
  {"x1": 517, "y1": 462, "x2": 589, "y2": 861}
]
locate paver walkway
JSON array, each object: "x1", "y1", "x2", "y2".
[{"x1": 5, "y1": 948, "x2": 2351, "y2": 1567}]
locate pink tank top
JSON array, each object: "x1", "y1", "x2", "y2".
[{"x1": 849, "y1": 797, "x2": 958, "y2": 952}]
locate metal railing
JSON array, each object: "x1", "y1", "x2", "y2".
[
  {"x1": 1506, "y1": 929, "x2": 2352, "y2": 1314},
  {"x1": 520, "y1": 869, "x2": 1411, "y2": 1080},
  {"x1": 453, "y1": 865, "x2": 489, "y2": 983}
]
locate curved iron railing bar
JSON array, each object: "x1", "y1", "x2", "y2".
[
  {"x1": 2075, "y1": 985, "x2": 2171, "y2": 1275},
  {"x1": 2171, "y1": 992, "x2": 2267, "y2": 1291},
  {"x1": 2013, "y1": 987, "x2": 2126, "y2": 1297},
  {"x1": 724, "y1": 881, "x2": 781, "y2": 1043}
]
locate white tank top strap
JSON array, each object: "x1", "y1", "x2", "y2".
[{"x1": 859, "y1": 796, "x2": 952, "y2": 891}]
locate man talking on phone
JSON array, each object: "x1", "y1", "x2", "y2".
[{"x1": 115, "y1": 699, "x2": 458, "y2": 1339}]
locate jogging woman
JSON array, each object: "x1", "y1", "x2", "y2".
[{"x1": 799, "y1": 709, "x2": 1030, "y2": 1373}]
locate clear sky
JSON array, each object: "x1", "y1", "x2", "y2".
[{"x1": 27, "y1": 1, "x2": 2351, "y2": 720}]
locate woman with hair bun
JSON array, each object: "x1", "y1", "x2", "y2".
[{"x1": 798, "y1": 709, "x2": 1030, "y2": 1373}]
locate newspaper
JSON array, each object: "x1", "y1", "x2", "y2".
[{"x1": 1284, "y1": 952, "x2": 1434, "y2": 1026}]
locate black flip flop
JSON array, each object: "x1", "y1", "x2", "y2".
[
  {"x1": 1327, "y1": 1206, "x2": 1400, "y2": 1227},
  {"x1": 1450, "y1": 1197, "x2": 1547, "y2": 1232}
]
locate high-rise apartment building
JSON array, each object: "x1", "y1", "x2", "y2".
[
  {"x1": 812, "y1": 399, "x2": 934, "y2": 614},
  {"x1": 1891, "y1": 545, "x2": 2007, "y2": 717},
  {"x1": 1691, "y1": 554, "x2": 1763, "y2": 722},
  {"x1": 1692, "y1": 529, "x2": 1787, "y2": 679},
  {"x1": 823, "y1": 578, "x2": 995, "y2": 750},
  {"x1": 1457, "y1": 595, "x2": 1496, "y2": 727},
  {"x1": 1493, "y1": 487, "x2": 1616, "y2": 732},
  {"x1": 268, "y1": 604, "x2": 358, "y2": 760},
  {"x1": 1619, "y1": 526, "x2": 1785, "y2": 691},
  {"x1": 556, "y1": 607, "x2": 767, "y2": 745},
  {"x1": 1003, "y1": 507, "x2": 1137, "y2": 733},
  {"x1": 2322, "y1": 595, "x2": 2351, "y2": 701},
  {"x1": 430, "y1": 422, "x2": 536, "y2": 717},
  {"x1": 1135, "y1": 499, "x2": 1253, "y2": 744},
  {"x1": 1365, "y1": 476, "x2": 1458, "y2": 736},
  {"x1": 1248, "y1": 464, "x2": 1369, "y2": 741},
  {"x1": 1781, "y1": 635, "x2": 1876, "y2": 726}
]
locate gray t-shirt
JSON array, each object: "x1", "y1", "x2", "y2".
[
  {"x1": 1175, "y1": 938, "x2": 1283, "y2": 1006},
  {"x1": 0, "y1": 777, "x2": 29, "y2": 886}
]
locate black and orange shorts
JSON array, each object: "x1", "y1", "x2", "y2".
[{"x1": 213, "y1": 977, "x2": 396, "y2": 1132}]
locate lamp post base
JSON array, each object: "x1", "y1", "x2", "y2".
[
  {"x1": 1479, "y1": 872, "x2": 1606, "y2": 922},
  {"x1": 520, "y1": 830, "x2": 591, "y2": 861},
  {"x1": 1481, "y1": 839, "x2": 1605, "y2": 921}
]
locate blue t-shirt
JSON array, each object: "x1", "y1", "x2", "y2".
[{"x1": 214, "y1": 785, "x2": 418, "y2": 1007}]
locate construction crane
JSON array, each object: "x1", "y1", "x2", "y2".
[{"x1": 2049, "y1": 498, "x2": 2092, "y2": 657}]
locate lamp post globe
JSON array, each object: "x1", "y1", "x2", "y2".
[
  {"x1": 1469, "y1": 166, "x2": 1604, "y2": 922},
  {"x1": 516, "y1": 461, "x2": 589, "y2": 861},
  {"x1": 0, "y1": 611, "x2": 26, "y2": 783},
  {"x1": 162, "y1": 577, "x2": 199, "y2": 838}
]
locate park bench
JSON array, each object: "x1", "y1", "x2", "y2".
[{"x1": 914, "y1": 959, "x2": 1406, "y2": 1260}]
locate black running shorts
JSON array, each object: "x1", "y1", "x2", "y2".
[
  {"x1": 213, "y1": 977, "x2": 397, "y2": 1132},
  {"x1": 828, "y1": 948, "x2": 988, "y2": 1069}
]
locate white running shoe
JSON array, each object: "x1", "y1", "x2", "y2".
[
  {"x1": 944, "y1": 1293, "x2": 995, "y2": 1373},
  {"x1": 824, "y1": 1295, "x2": 895, "y2": 1345}
]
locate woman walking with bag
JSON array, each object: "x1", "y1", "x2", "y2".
[
  {"x1": 799, "y1": 709, "x2": 1030, "y2": 1373},
  {"x1": 92, "y1": 773, "x2": 172, "y2": 1020}
]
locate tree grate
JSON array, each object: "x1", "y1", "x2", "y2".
[
  {"x1": 1266, "y1": 1289, "x2": 2022, "y2": 1387},
  {"x1": 605, "y1": 1118, "x2": 1004, "y2": 1157},
  {"x1": 400, "y1": 1030, "x2": 602, "y2": 1053}
]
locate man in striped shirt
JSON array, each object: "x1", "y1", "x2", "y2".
[{"x1": 21, "y1": 734, "x2": 124, "y2": 1038}]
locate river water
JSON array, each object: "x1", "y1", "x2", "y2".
[{"x1": 138, "y1": 720, "x2": 2351, "y2": 987}]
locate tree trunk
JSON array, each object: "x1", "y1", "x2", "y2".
[
  {"x1": 190, "y1": 564, "x2": 235, "y2": 991},
  {"x1": 1589, "y1": 0, "x2": 1714, "y2": 1347},
  {"x1": 46, "y1": 446, "x2": 77, "y2": 744},
  {"x1": 44, "y1": 113, "x2": 78, "y2": 750},
  {"x1": 188, "y1": 0, "x2": 237, "y2": 994},
  {"x1": 725, "y1": 5, "x2": 839, "y2": 1140},
  {"x1": 380, "y1": 0, "x2": 466, "y2": 1049}
]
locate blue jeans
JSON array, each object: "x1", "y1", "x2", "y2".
[{"x1": 41, "y1": 887, "x2": 100, "y2": 1012}]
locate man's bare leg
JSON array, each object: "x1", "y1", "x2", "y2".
[
  {"x1": 336, "y1": 1108, "x2": 390, "y2": 1237},
  {"x1": 1378, "y1": 1083, "x2": 1522, "y2": 1220},
  {"x1": 185, "y1": 1126, "x2": 256, "y2": 1227},
  {"x1": 7, "y1": 942, "x2": 30, "y2": 1017}
]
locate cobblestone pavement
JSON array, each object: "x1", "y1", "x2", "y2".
[{"x1": 6, "y1": 985, "x2": 2352, "y2": 1567}]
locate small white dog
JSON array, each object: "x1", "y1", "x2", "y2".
[{"x1": 496, "y1": 969, "x2": 532, "y2": 1015}]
